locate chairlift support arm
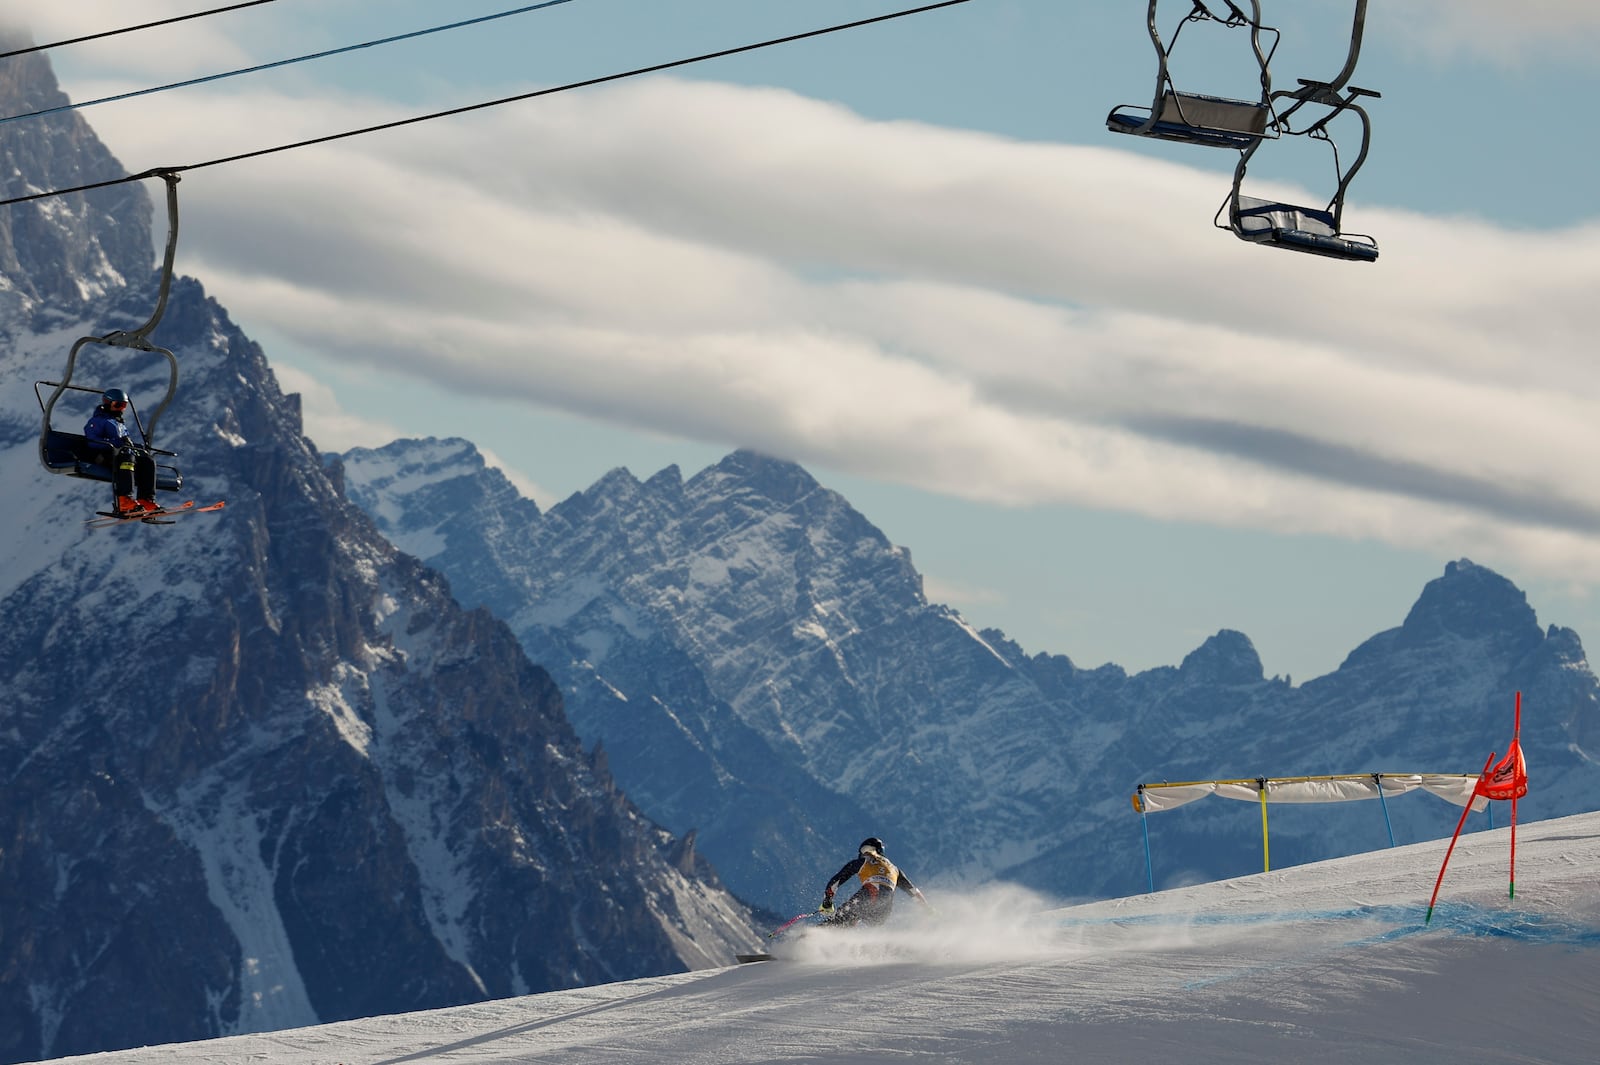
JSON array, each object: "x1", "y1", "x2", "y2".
[{"x1": 1324, "y1": 0, "x2": 1369, "y2": 97}]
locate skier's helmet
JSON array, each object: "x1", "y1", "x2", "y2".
[
  {"x1": 101, "y1": 388, "x2": 129, "y2": 411},
  {"x1": 859, "y1": 837, "x2": 885, "y2": 855}
]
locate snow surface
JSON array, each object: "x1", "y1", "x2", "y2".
[{"x1": 33, "y1": 810, "x2": 1600, "y2": 1064}]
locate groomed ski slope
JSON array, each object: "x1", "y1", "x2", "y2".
[{"x1": 40, "y1": 811, "x2": 1600, "y2": 1064}]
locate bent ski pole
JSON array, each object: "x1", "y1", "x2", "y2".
[{"x1": 767, "y1": 911, "x2": 818, "y2": 939}]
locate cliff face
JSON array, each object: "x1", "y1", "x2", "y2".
[
  {"x1": 0, "y1": 32, "x2": 153, "y2": 326},
  {"x1": 0, "y1": 42, "x2": 758, "y2": 1065}
]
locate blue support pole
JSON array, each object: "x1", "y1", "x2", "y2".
[
  {"x1": 1138, "y1": 792, "x2": 1155, "y2": 893},
  {"x1": 1374, "y1": 773, "x2": 1396, "y2": 847}
]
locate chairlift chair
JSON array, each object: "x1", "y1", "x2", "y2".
[
  {"x1": 1217, "y1": 82, "x2": 1380, "y2": 262},
  {"x1": 1106, "y1": 0, "x2": 1281, "y2": 150},
  {"x1": 36, "y1": 171, "x2": 186, "y2": 494},
  {"x1": 36, "y1": 380, "x2": 183, "y2": 491}
]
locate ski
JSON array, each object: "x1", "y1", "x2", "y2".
[
  {"x1": 88, "y1": 500, "x2": 195, "y2": 526},
  {"x1": 735, "y1": 953, "x2": 774, "y2": 964},
  {"x1": 86, "y1": 499, "x2": 225, "y2": 528}
]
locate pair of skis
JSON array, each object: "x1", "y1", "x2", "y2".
[{"x1": 85, "y1": 499, "x2": 226, "y2": 528}]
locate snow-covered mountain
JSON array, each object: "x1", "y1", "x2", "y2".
[
  {"x1": 342, "y1": 437, "x2": 1600, "y2": 917},
  {"x1": 0, "y1": 36, "x2": 759, "y2": 1065},
  {"x1": 34, "y1": 808, "x2": 1600, "y2": 1065}
]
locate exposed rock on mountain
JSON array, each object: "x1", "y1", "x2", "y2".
[
  {"x1": 0, "y1": 37, "x2": 758, "y2": 1065},
  {"x1": 344, "y1": 438, "x2": 1600, "y2": 917}
]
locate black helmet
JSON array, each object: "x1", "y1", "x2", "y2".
[
  {"x1": 101, "y1": 388, "x2": 129, "y2": 411},
  {"x1": 859, "y1": 837, "x2": 885, "y2": 854}
]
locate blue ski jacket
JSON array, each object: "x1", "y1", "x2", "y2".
[{"x1": 84, "y1": 407, "x2": 133, "y2": 453}]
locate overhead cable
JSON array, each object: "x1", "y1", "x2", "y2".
[
  {"x1": 0, "y1": 0, "x2": 580, "y2": 127},
  {"x1": 0, "y1": 1, "x2": 281, "y2": 61},
  {"x1": 0, "y1": 0, "x2": 976, "y2": 210}
]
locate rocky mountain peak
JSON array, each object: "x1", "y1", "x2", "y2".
[
  {"x1": 691, "y1": 447, "x2": 822, "y2": 506},
  {"x1": 0, "y1": 33, "x2": 153, "y2": 323},
  {"x1": 1399, "y1": 558, "x2": 1543, "y2": 649},
  {"x1": 642, "y1": 462, "x2": 685, "y2": 496},
  {"x1": 1178, "y1": 629, "x2": 1265, "y2": 686},
  {"x1": 556, "y1": 465, "x2": 647, "y2": 520}
]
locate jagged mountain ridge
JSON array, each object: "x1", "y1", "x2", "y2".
[
  {"x1": 0, "y1": 39, "x2": 758, "y2": 1065},
  {"x1": 338, "y1": 442, "x2": 883, "y2": 909},
  {"x1": 342, "y1": 437, "x2": 1600, "y2": 914}
]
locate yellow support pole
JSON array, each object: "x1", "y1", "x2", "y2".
[{"x1": 1257, "y1": 778, "x2": 1270, "y2": 872}]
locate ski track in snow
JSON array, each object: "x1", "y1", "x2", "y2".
[{"x1": 34, "y1": 810, "x2": 1600, "y2": 1065}]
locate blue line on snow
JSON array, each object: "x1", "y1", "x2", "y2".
[{"x1": 1054, "y1": 902, "x2": 1600, "y2": 948}]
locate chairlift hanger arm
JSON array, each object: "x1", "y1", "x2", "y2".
[
  {"x1": 1321, "y1": 100, "x2": 1374, "y2": 221},
  {"x1": 1261, "y1": 0, "x2": 1372, "y2": 131},
  {"x1": 1322, "y1": 0, "x2": 1369, "y2": 96},
  {"x1": 104, "y1": 170, "x2": 181, "y2": 349},
  {"x1": 1261, "y1": 0, "x2": 1373, "y2": 124}
]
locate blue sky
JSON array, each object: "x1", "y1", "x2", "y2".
[{"x1": 26, "y1": 0, "x2": 1600, "y2": 680}]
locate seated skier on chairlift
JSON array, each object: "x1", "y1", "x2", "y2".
[{"x1": 83, "y1": 388, "x2": 162, "y2": 515}]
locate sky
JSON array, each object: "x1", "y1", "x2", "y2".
[
  {"x1": 11, "y1": 0, "x2": 1600, "y2": 682},
  {"x1": 37, "y1": 808, "x2": 1600, "y2": 1063}
]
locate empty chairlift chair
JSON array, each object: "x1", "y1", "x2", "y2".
[
  {"x1": 1217, "y1": 81, "x2": 1380, "y2": 262},
  {"x1": 1106, "y1": 0, "x2": 1280, "y2": 150}
]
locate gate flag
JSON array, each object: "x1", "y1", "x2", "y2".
[
  {"x1": 1477, "y1": 734, "x2": 1527, "y2": 802},
  {"x1": 1426, "y1": 692, "x2": 1527, "y2": 923}
]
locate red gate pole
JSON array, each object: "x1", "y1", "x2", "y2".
[
  {"x1": 1426, "y1": 749, "x2": 1495, "y2": 925},
  {"x1": 1508, "y1": 692, "x2": 1522, "y2": 898}
]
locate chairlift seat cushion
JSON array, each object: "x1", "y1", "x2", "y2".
[
  {"x1": 1107, "y1": 91, "x2": 1267, "y2": 149},
  {"x1": 1231, "y1": 196, "x2": 1378, "y2": 262},
  {"x1": 1158, "y1": 92, "x2": 1269, "y2": 136}
]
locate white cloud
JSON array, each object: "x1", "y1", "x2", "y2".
[
  {"x1": 48, "y1": 72, "x2": 1600, "y2": 588},
  {"x1": 271, "y1": 363, "x2": 402, "y2": 455},
  {"x1": 21, "y1": 1, "x2": 278, "y2": 78},
  {"x1": 1384, "y1": 1, "x2": 1600, "y2": 63}
]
